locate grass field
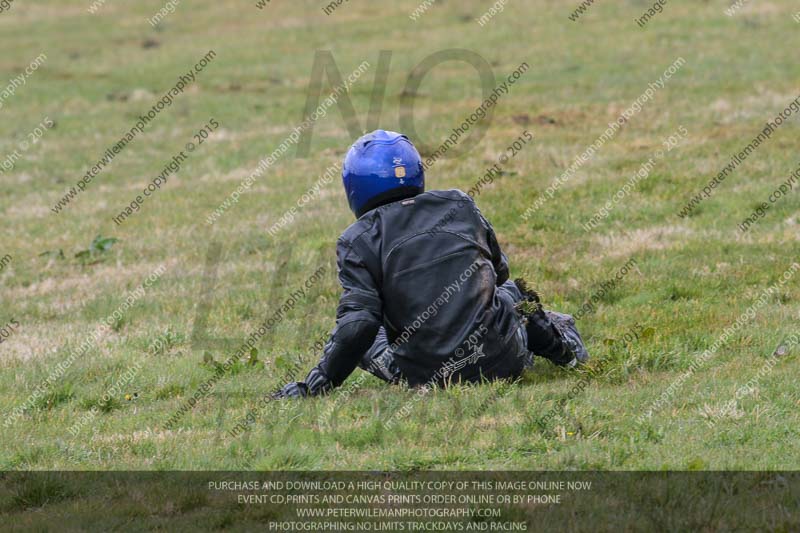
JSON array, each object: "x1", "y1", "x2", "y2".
[{"x1": 1, "y1": 0, "x2": 799, "y2": 472}]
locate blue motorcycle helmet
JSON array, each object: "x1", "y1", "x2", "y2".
[{"x1": 342, "y1": 130, "x2": 425, "y2": 218}]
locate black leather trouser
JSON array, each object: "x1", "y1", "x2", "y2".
[{"x1": 358, "y1": 280, "x2": 565, "y2": 384}]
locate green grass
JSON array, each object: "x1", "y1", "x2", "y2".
[{"x1": 0, "y1": 0, "x2": 799, "y2": 472}]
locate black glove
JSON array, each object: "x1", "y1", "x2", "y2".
[
  {"x1": 272, "y1": 367, "x2": 333, "y2": 399},
  {"x1": 272, "y1": 381, "x2": 310, "y2": 399}
]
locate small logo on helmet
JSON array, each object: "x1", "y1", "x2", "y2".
[{"x1": 394, "y1": 166, "x2": 406, "y2": 178}]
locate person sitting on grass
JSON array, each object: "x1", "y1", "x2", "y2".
[{"x1": 275, "y1": 130, "x2": 588, "y2": 398}]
